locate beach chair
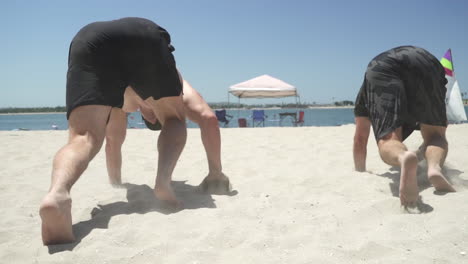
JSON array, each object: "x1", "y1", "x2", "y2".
[
  {"x1": 215, "y1": 109, "x2": 232, "y2": 127},
  {"x1": 293, "y1": 111, "x2": 305, "y2": 127},
  {"x1": 252, "y1": 110, "x2": 267, "y2": 127}
]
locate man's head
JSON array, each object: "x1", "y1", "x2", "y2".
[{"x1": 143, "y1": 117, "x2": 162, "y2": 131}]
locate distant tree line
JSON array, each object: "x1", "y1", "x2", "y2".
[
  {"x1": 0, "y1": 106, "x2": 66, "y2": 113},
  {"x1": 334, "y1": 100, "x2": 354, "y2": 106},
  {"x1": 208, "y1": 102, "x2": 315, "y2": 109}
]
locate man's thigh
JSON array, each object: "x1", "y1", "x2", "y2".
[
  {"x1": 150, "y1": 95, "x2": 186, "y2": 125},
  {"x1": 68, "y1": 105, "x2": 112, "y2": 142},
  {"x1": 420, "y1": 124, "x2": 447, "y2": 143}
]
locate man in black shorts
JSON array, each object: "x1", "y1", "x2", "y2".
[
  {"x1": 353, "y1": 46, "x2": 456, "y2": 207},
  {"x1": 39, "y1": 17, "x2": 188, "y2": 245}
]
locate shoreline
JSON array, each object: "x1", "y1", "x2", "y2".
[
  {"x1": 2, "y1": 103, "x2": 466, "y2": 114},
  {"x1": 0, "y1": 112, "x2": 66, "y2": 115},
  {"x1": 0, "y1": 106, "x2": 355, "y2": 115}
]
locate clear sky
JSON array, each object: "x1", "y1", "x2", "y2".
[{"x1": 1, "y1": 0, "x2": 467, "y2": 107}]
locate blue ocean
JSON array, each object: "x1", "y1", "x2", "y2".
[
  {"x1": 0, "y1": 108, "x2": 357, "y2": 131},
  {"x1": 1, "y1": 107, "x2": 467, "y2": 131}
]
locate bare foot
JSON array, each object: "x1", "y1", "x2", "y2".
[
  {"x1": 199, "y1": 172, "x2": 232, "y2": 194},
  {"x1": 154, "y1": 184, "x2": 183, "y2": 209},
  {"x1": 39, "y1": 192, "x2": 74, "y2": 245},
  {"x1": 399, "y1": 152, "x2": 419, "y2": 207},
  {"x1": 428, "y1": 167, "x2": 456, "y2": 192}
]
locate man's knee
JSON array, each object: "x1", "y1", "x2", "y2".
[
  {"x1": 162, "y1": 117, "x2": 187, "y2": 135},
  {"x1": 158, "y1": 118, "x2": 187, "y2": 148},
  {"x1": 69, "y1": 131, "x2": 106, "y2": 158},
  {"x1": 421, "y1": 124, "x2": 447, "y2": 145},
  {"x1": 105, "y1": 130, "x2": 126, "y2": 147},
  {"x1": 424, "y1": 133, "x2": 448, "y2": 149},
  {"x1": 105, "y1": 136, "x2": 123, "y2": 153}
]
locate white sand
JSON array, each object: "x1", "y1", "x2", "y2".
[{"x1": 0, "y1": 125, "x2": 467, "y2": 263}]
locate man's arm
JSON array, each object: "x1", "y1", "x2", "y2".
[
  {"x1": 181, "y1": 79, "x2": 232, "y2": 194},
  {"x1": 182, "y1": 80, "x2": 223, "y2": 175},
  {"x1": 353, "y1": 117, "x2": 371, "y2": 172}
]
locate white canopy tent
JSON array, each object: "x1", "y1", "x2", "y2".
[
  {"x1": 227, "y1": 74, "x2": 301, "y2": 126},
  {"x1": 229, "y1": 74, "x2": 299, "y2": 100}
]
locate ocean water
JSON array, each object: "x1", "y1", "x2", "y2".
[
  {"x1": 0, "y1": 108, "x2": 355, "y2": 131},
  {"x1": 1, "y1": 106, "x2": 467, "y2": 131}
]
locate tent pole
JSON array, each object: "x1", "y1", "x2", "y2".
[{"x1": 238, "y1": 97, "x2": 241, "y2": 118}]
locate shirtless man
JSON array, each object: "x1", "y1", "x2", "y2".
[
  {"x1": 353, "y1": 46, "x2": 456, "y2": 207},
  {"x1": 105, "y1": 79, "x2": 230, "y2": 193},
  {"x1": 40, "y1": 17, "x2": 187, "y2": 245}
]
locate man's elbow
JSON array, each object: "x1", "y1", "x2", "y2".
[{"x1": 200, "y1": 111, "x2": 219, "y2": 128}]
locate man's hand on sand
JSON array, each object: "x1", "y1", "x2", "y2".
[{"x1": 199, "y1": 173, "x2": 232, "y2": 195}]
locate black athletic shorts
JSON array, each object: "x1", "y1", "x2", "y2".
[
  {"x1": 66, "y1": 17, "x2": 182, "y2": 119},
  {"x1": 354, "y1": 46, "x2": 448, "y2": 140}
]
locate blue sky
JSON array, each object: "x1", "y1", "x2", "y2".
[{"x1": 1, "y1": 0, "x2": 467, "y2": 107}]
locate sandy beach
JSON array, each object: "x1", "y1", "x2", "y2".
[{"x1": 0, "y1": 124, "x2": 467, "y2": 263}]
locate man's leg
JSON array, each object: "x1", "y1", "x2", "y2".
[
  {"x1": 39, "y1": 105, "x2": 111, "y2": 245},
  {"x1": 420, "y1": 124, "x2": 456, "y2": 192},
  {"x1": 105, "y1": 108, "x2": 127, "y2": 185},
  {"x1": 377, "y1": 128, "x2": 419, "y2": 206},
  {"x1": 150, "y1": 95, "x2": 187, "y2": 207}
]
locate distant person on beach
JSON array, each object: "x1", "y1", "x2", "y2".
[
  {"x1": 353, "y1": 46, "x2": 456, "y2": 207},
  {"x1": 39, "y1": 17, "x2": 228, "y2": 245},
  {"x1": 105, "y1": 79, "x2": 230, "y2": 190}
]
